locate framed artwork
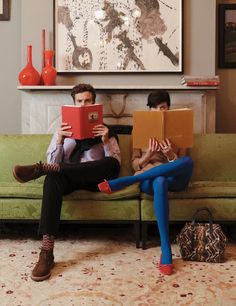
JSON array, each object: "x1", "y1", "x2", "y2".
[
  {"x1": 54, "y1": 0, "x2": 183, "y2": 73},
  {"x1": 218, "y1": 4, "x2": 236, "y2": 68},
  {"x1": 0, "y1": 0, "x2": 9, "y2": 21}
]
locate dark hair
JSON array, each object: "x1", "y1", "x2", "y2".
[
  {"x1": 147, "y1": 90, "x2": 171, "y2": 108},
  {"x1": 71, "y1": 83, "x2": 96, "y2": 103}
]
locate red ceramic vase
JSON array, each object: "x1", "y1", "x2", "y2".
[
  {"x1": 41, "y1": 50, "x2": 57, "y2": 86},
  {"x1": 18, "y1": 45, "x2": 40, "y2": 86}
]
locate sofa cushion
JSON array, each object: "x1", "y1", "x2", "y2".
[
  {"x1": 0, "y1": 182, "x2": 44, "y2": 198},
  {"x1": 141, "y1": 181, "x2": 236, "y2": 199},
  {"x1": 1, "y1": 198, "x2": 140, "y2": 221},
  {"x1": 0, "y1": 182, "x2": 140, "y2": 200},
  {"x1": 141, "y1": 198, "x2": 236, "y2": 222},
  {"x1": 64, "y1": 184, "x2": 140, "y2": 201},
  {"x1": 190, "y1": 134, "x2": 236, "y2": 181}
]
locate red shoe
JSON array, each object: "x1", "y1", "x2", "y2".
[
  {"x1": 159, "y1": 256, "x2": 173, "y2": 275},
  {"x1": 98, "y1": 180, "x2": 113, "y2": 194}
]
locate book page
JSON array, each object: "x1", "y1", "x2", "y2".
[{"x1": 164, "y1": 109, "x2": 193, "y2": 148}]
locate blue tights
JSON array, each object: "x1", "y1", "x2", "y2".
[{"x1": 107, "y1": 156, "x2": 193, "y2": 264}]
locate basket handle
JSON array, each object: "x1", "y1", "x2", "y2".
[{"x1": 191, "y1": 207, "x2": 213, "y2": 226}]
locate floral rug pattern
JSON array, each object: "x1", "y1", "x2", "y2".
[{"x1": 0, "y1": 229, "x2": 235, "y2": 306}]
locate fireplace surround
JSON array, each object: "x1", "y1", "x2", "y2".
[{"x1": 18, "y1": 85, "x2": 217, "y2": 134}]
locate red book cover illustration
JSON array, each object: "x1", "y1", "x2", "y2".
[{"x1": 61, "y1": 104, "x2": 103, "y2": 140}]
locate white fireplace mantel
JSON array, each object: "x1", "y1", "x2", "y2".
[
  {"x1": 18, "y1": 85, "x2": 218, "y2": 135},
  {"x1": 17, "y1": 85, "x2": 218, "y2": 91}
]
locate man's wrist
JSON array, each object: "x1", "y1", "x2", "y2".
[{"x1": 57, "y1": 138, "x2": 64, "y2": 145}]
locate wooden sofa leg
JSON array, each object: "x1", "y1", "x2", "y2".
[
  {"x1": 134, "y1": 221, "x2": 140, "y2": 248},
  {"x1": 142, "y1": 222, "x2": 148, "y2": 249},
  {"x1": 0, "y1": 221, "x2": 7, "y2": 232}
]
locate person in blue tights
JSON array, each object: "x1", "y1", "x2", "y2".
[{"x1": 98, "y1": 90, "x2": 193, "y2": 276}]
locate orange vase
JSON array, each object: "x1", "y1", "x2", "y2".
[
  {"x1": 18, "y1": 45, "x2": 40, "y2": 86},
  {"x1": 41, "y1": 50, "x2": 57, "y2": 86}
]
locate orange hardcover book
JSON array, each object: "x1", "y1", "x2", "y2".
[
  {"x1": 132, "y1": 108, "x2": 193, "y2": 149},
  {"x1": 61, "y1": 104, "x2": 103, "y2": 140}
]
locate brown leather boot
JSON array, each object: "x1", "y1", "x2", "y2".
[
  {"x1": 31, "y1": 249, "x2": 54, "y2": 282},
  {"x1": 12, "y1": 162, "x2": 59, "y2": 183}
]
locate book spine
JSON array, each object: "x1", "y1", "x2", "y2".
[{"x1": 161, "y1": 112, "x2": 165, "y2": 140}]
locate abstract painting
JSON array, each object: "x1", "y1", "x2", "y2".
[{"x1": 54, "y1": 0, "x2": 183, "y2": 72}]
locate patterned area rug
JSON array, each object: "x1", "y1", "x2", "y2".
[{"x1": 0, "y1": 225, "x2": 235, "y2": 306}]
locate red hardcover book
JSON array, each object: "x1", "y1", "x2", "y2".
[{"x1": 61, "y1": 104, "x2": 103, "y2": 140}]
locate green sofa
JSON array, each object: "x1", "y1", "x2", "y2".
[
  {"x1": 0, "y1": 134, "x2": 236, "y2": 248},
  {"x1": 0, "y1": 134, "x2": 140, "y2": 247}
]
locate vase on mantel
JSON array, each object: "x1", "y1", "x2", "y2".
[
  {"x1": 18, "y1": 45, "x2": 40, "y2": 86},
  {"x1": 41, "y1": 50, "x2": 57, "y2": 86}
]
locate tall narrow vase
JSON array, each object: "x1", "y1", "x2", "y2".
[
  {"x1": 39, "y1": 29, "x2": 46, "y2": 85},
  {"x1": 18, "y1": 45, "x2": 40, "y2": 86},
  {"x1": 41, "y1": 50, "x2": 57, "y2": 86}
]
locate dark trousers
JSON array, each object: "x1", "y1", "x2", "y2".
[{"x1": 38, "y1": 157, "x2": 120, "y2": 236}]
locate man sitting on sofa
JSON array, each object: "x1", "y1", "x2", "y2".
[{"x1": 12, "y1": 83, "x2": 121, "y2": 282}]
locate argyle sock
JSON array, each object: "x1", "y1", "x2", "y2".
[
  {"x1": 41, "y1": 234, "x2": 55, "y2": 251},
  {"x1": 41, "y1": 163, "x2": 60, "y2": 173}
]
